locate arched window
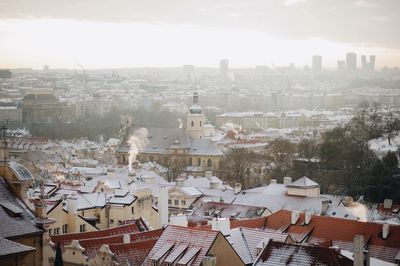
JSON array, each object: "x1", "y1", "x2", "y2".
[
  {"x1": 191, "y1": 121, "x2": 194, "y2": 127},
  {"x1": 197, "y1": 158, "x2": 201, "y2": 166},
  {"x1": 189, "y1": 158, "x2": 192, "y2": 165},
  {"x1": 207, "y1": 159, "x2": 212, "y2": 168}
]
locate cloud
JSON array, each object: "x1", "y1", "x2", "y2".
[
  {"x1": 0, "y1": 0, "x2": 398, "y2": 48},
  {"x1": 284, "y1": 0, "x2": 309, "y2": 6}
]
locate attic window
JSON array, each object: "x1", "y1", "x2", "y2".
[{"x1": 0, "y1": 200, "x2": 23, "y2": 217}]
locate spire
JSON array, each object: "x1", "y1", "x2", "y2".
[{"x1": 189, "y1": 88, "x2": 202, "y2": 114}]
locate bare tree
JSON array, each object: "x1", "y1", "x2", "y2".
[
  {"x1": 383, "y1": 111, "x2": 400, "y2": 145},
  {"x1": 219, "y1": 147, "x2": 256, "y2": 187},
  {"x1": 266, "y1": 138, "x2": 295, "y2": 181}
]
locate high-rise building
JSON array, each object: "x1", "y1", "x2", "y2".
[
  {"x1": 219, "y1": 59, "x2": 229, "y2": 81},
  {"x1": 182, "y1": 65, "x2": 194, "y2": 82},
  {"x1": 337, "y1": 60, "x2": 345, "y2": 70},
  {"x1": 360, "y1": 55, "x2": 376, "y2": 71},
  {"x1": 361, "y1": 55, "x2": 367, "y2": 69},
  {"x1": 312, "y1": 55, "x2": 322, "y2": 71},
  {"x1": 346, "y1": 52, "x2": 357, "y2": 70},
  {"x1": 369, "y1": 55, "x2": 376, "y2": 71}
]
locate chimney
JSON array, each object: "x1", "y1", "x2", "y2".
[
  {"x1": 291, "y1": 210, "x2": 300, "y2": 225},
  {"x1": 234, "y1": 183, "x2": 242, "y2": 195},
  {"x1": 353, "y1": 235, "x2": 364, "y2": 266},
  {"x1": 123, "y1": 234, "x2": 130, "y2": 244},
  {"x1": 202, "y1": 255, "x2": 216, "y2": 266},
  {"x1": 383, "y1": 199, "x2": 393, "y2": 209},
  {"x1": 283, "y1": 177, "x2": 292, "y2": 185},
  {"x1": 170, "y1": 214, "x2": 188, "y2": 227},
  {"x1": 211, "y1": 218, "x2": 230, "y2": 236},
  {"x1": 66, "y1": 195, "x2": 78, "y2": 215},
  {"x1": 270, "y1": 179, "x2": 277, "y2": 185},
  {"x1": 304, "y1": 211, "x2": 312, "y2": 225},
  {"x1": 210, "y1": 181, "x2": 219, "y2": 189},
  {"x1": 205, "y1": 171, "x2": 213, "y2": 180},
  {"x1": 159, "y1": 186, "x2": 169, "y2": 227},
  {"x1": 382, "y1": 223, "x2": 389, "y2": 239}
]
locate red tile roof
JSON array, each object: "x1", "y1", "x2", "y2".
[
  {"x1": 191, "y1": 217, "x2": 268, "y2": 230},
  {"x1": 143, "y1": 225, "x2": 220, "y2": 266},
  {"x1": 255, "y1": 240, "x2": 353, "y2": 266},
  {"x1": 51, "y1": 218, "x2": 147, "y2": 248},
  {"x1": 265, "y1": 210, "x2": 400, "y2": 263},
  {"x1": 110, "y1": 239, "x2": 158, "y2": 266},
  {"x1": 377, "y1": 203, "x2": 400, "y2": 216}
]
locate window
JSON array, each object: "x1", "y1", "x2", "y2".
[
  {"x1": 181, "y1": 200, "x2": 186, "y2": 206},
  {"x1": 197, "y1": 158, "x2": 201, "y2": 166},
  {"x1": 191, "y1": 121, "x2": 194, "y2": 127},
  {"x1": 199, "y1": 121, "x2": 202, "y2": 127},
  {"x1": 174, "y1": 200, "x2": 179, "y2": 206},
  {"x1": 131, "y1": 207, "x2": 135, "y2": 214},
  {"x1": 110, "y1": 219, "x2": 114, "y2": 224},
  {"x1": 80, "y1": 224, "x2": 86, "y2": 233},
  {"x1": 168, "y1": 199, "x2": 172, "y2": 205},
  {"x1": 207, "y1": 159, "x2": 212, "y2": 168},
  {"x1": 48, "y1": 228, "x2": 52, "y2": 235},
  {"x1": 54, "y1": 228, "x2": 60, "y2": 235},
  {"x1": 149, "y1": 156, "x2": 154, "y2": 162},
  {"x1": 189, "y1": 158, "x2": 192, "y2": 165},
  {"x1": 62, "y1": 224, "x2": 68, "y2": 234}
]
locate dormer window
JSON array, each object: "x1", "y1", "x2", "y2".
[{"x1": 0, "y1": 200, "x2": 23, "y2": 217}]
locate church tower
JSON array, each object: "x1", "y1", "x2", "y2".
[{"x1": 186, "y1": 91, "x2": 205, "y2": 139}]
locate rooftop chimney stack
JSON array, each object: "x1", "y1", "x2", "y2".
[
  {"x1": 211, "y1": 218, "x2": 230, "y2": 236},
  {"x1": 353, "y1": 235, "x2": 364, "y2": 266},
  {"x1": 283, "y1": 177, "x2": 292, "y2": 185},
  {"x1": 234, "y1": 183, "x2": 242, "y2": 195},
  {"x1": 66, "y1": 195, "x2": 78, "y2": 215},
  {"x1": 304, "y1": 211, "x2": 312, "y2": 225},
  {"x1": 383, "y1": 199, "x2": 393, "y2": 209},
  {"x1": 291, "y1": 210, "x2": 300, "y2": 225},
  {"x1": 382, "y1": 223, "x2": 389, "y2": 239},
  {"x1": 159, "y1": 186, "x2": 169, "y2": 227},
  {"x1": 123, "y1": 234, "x2": 130, "y2": 244}
]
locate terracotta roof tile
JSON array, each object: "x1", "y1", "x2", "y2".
[
  {"x1": 255, "y1": 241, "x2": 352, "y2": 266},
  {"x1": 265, "y1": 209, "x2": 400, "y2": 263},
  {"x1": 51, "y1": 218, "x2": 147, "y2": 247},
  {"x1": 143, "y1": 225, "x2": 220, "y2": 266}
]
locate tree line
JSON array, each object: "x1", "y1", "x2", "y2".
[{"x1": 219, "y1": 102, "x2": 400, "y2": 203}]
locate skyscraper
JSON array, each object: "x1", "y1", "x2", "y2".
[
  {"x1": 219, "y1": 59, "x2": 229, "y2": 81},
  {"x1": 369, "y1": 55, "x2": 376, "y2": 71},
  {"x1": 312, "y1": 55, "x2": 322, "y2": 71},
  {"x1": 346, "y1": 52, "x2": 357, "y2": 70},
  {"x1": 361, "y1": 55, "x2": 367, "y2": 69}
]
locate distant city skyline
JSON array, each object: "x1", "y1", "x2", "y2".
[{"x1": 0, "y1": 0, "x2": 399, "y2": 69}]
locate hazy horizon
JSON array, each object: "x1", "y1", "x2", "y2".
[{"x1": 0, "y1": 0, "x2": 399, "y2": 69}]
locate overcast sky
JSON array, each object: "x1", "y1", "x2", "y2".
[{"x1": 0, "y1": 0, "x2": 399, "y2": 69}]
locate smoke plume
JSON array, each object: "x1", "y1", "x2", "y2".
[{"x1": 128, "y1": 128, "x2": 149, "y2": 172}]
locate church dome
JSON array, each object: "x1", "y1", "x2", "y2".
[{"x1": 189, "y1": 104, "x2": 202, "y2": 114}]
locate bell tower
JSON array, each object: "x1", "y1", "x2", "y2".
[{"x1": 186, "y1": 91, "x2": 205, "y2": 139}]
